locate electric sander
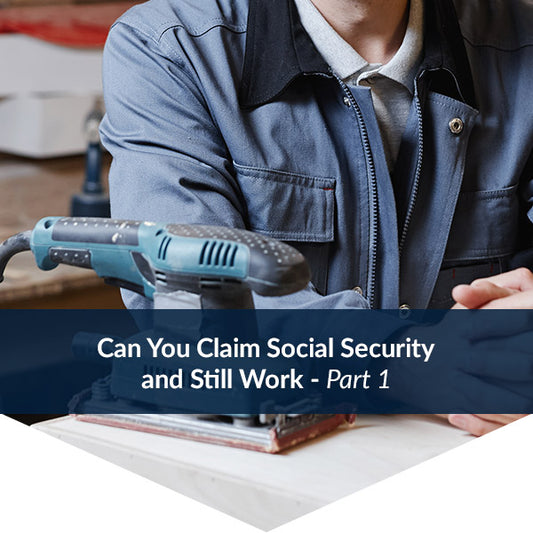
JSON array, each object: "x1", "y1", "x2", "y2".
[{"x1": 0, "y1": 217, "x2": 354, "y2": 452}]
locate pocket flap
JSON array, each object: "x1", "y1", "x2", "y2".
[{"x1": 234, "y1": 163, "x2": 335, "y2": 242}]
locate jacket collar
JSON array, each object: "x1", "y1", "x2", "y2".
[
  {"x1": 239, "y1": 0, "x2": 329, "y2": 108},
  {"x1": 239, "y1": 0, "x2": 477, "y2": 110},
  {"x1": 419, "y1": 0, "x2": 477, "y2": 108}
]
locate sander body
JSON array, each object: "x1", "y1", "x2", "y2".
[{"x1": 0, "y1": 217, "x2": 354, "y2": 452}]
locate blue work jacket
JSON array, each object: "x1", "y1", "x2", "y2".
[{"x1": 100, "y1": 0, "x2": 533, "y2": 310}]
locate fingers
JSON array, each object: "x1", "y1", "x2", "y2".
[
  {"x1": 461, "y1": 339, "x2": 533, "y2": 380},
  {"x1": 479, "y1": 290, "x2": 533, "y2": 309},
  {"x1": 440, "y1": 307, "x2": 533, "y2": 340},
  {"x1": 474, "y1": 268, "x2": 533, "y2": 291},
  {"x1": 452, "y1": 281, "x2": 517, "y2": 309},
  {"x1": 447, "y1": 414, "x2": 502, "y2": 436},
  {"x1": 451, "y1": 303, "x2": 468, "y2": 309},
  {"x1": 452, "y1": 268, "x2": 533, "y2": 309},
  {"x1": 474, "y1": 414, "x2": 528, "y2": 425},
  {"x1": 447, "y1": 414, "x2": 528, "y2": 436},
  {"x1": 454, "y1": 371, "x2": 533, "y2": 412}
]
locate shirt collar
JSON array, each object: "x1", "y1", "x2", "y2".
[
  {"x1": 293, "y1": 0, "x2": 368, "y2": 80},
  {"x1": 293, "y1": 0, "x2": 424, "y2": 92},
  {"x1": 239, "y1": 0, "x2": 477, "y2": 110},
  {"x1": 379, "y1": 0, "x2": 424, "y2": 90}
]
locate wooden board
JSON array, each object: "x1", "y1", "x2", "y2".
[{"x1": 35, "y1": 415, "x2": 475, "y2": 530}]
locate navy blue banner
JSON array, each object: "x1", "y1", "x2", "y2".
[{"x1": 1, "y1": 309, "x2": 532, "y2": 415}]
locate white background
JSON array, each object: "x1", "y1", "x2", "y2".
[{"x1": 0, "y1": 414, "x2": 530, "y2": 532}]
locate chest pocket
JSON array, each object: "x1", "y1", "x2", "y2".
[
  {"x1": 430, "y1": 184, "x2": 520, "y2": 308},
  {"x1": 445, "y1": 184, "x2": 519, "y2": 261},
  {"x1": 233, "y1": 163, "x2": 336, "y2": 294}
]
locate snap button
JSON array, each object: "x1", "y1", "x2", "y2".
[
  {"x1": 343, "y1": 96, "x2": 351, "y2": 107},
  {"x1": 399, "y1": 304, "x2": 411, "y2": 319},
  {"x1": 352, "y1": 286, "x2": 363, "y2": 295},
  {"x1": 449, "y1": 118, "x2": 464, "y2": 135}
]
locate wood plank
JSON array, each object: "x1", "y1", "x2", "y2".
[{"x1": 35, "y1": 415, "x2": 474, "y2": 529}]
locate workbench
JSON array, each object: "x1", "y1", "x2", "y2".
[{"x1": 35, "y1": 415, "x2": 474, "y2": 530}]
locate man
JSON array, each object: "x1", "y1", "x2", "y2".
[{"x1": 100, "y1": 0, "x2": 533, "y2": 433}]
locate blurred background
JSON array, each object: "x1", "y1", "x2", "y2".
[{"x1": 0, "y1": 0, "x2": 141, "y2": 308}]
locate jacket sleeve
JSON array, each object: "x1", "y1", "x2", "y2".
[{"x1": 100, "y1": 21, "x2": 370, "y2": 310}]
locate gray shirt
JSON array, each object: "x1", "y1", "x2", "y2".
[{"x1": 294, "y1": 0, "x2": 424, "y2": 170}]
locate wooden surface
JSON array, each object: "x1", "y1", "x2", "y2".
[
  {"x1": 0, "y1": 154, "x2": 123, "y2": 308},
  {"x1": 35, "y1": 414, "x2": 475, "y2": 530}
]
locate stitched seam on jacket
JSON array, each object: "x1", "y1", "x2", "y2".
[
  {"x1": 234, "y1": 163, "x2": 337, "y2": 185},
  {"x1": 463, "y1": 36, "x2": 533, "y2": 52}
]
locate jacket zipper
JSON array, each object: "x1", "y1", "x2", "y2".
[
  {"x1": 336, "y1": 78, "x2": 379, "y2": 309},
  {"x1": 399, "y1": 89, "x2": 424, "y2": 255}
]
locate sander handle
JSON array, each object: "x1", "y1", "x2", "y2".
[
  {"x1": 0, "y1": 217, "x2": 311, "y2": 309},
  {"x1": 0, "y1": 231, "x2": 31, "y2": 282}
]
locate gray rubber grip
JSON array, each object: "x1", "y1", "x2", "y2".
[
  {"x1": 166, "y1": 224, "x2": 310, "y2": 296},
  {"x1": 52, "y1": 217, "x2": 141, "y2": 245}
]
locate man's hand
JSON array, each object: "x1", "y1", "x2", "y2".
[
  {"x1": 452, "y1": 268, "x2": 533, "y2": 309},
  {"x1": 445, "y1": 414, "x2": 527, "y2": 436},
  {"x1": 448, "y1": 268, "x2": 533, "y2": 435}
]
